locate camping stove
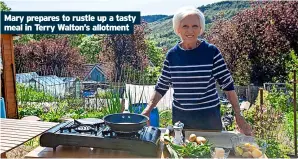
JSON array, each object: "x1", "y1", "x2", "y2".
[{"x1": 40, "y1": 118, "x2": 161, "y2": 157}]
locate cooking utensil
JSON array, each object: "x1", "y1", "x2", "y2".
[
  {"x1": 173, "y1": 121, "x2": 184, "y2": 145},
  {"x1": 103, "y1": 113, "x2": 149, "y2": 133},
  {"x1": 230, "y1": 136, "x2": 267, "y2": 158}
]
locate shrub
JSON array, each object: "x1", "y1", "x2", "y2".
[
  {"x1": 16, "y1": 84, "x2": 56, "y2": 102},
  {"x1": 159, "y1": 109, "x2": 172, "y2": 128}
]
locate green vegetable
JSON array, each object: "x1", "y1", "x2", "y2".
[
  {"x1": 163, "y1": 134, "x2": 212, "y2": 158},
  {"x1": 167, "y1": 140, "x2": 212, "y2": 158}
]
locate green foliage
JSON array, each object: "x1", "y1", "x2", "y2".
[
  {"x1": 142, "y1": 15, "x2": 169, "y2": 23},
  {"x1": 286, "y1": 50, "x2": 298, "y2": 82},
  {"x1": 83, "y1": 110, "x2": 105, "y2": 118},
  {"x1": 40, "y1": 102, "x2": 66, "y2": 122},
  {"x1": 159, "y1": 109, "x2": 172, "y2": 128},
  {"x1": 226, "y1": 120, "x2": 235, "y2": 131},
  {"x1": 259, "y1": 139, "x2": 291, "y2": 158},
  {"x1": 63, "y1": 98, "x2": 84, "y2": 109},
  {"x1": 18, "y1": 97, "x2": 105, "y2": 122},
  {"x1": 220, "y1": 104, "x2": 230, "y2": 116},
  {"x1": 16, "y1": 84, "x2": 56, "y2": 102},
  {"x1": 243, "y1": 104, "x2": 256, "y2": 125},
  {"x1": 167, "y1": 139, "x2": 212, "y2": 158},
  {"x1": 206, "y1": 2, "x2": 298, "y2": 85},
  {"x1": 266, "y1": 87, "x2": 292, "y2": 113},
  {"x1": 147, "y1": 18, "x2": 180, "y2": 49},
  {"x1": 14, "y1": 34, "x2": 87, "y2": 47},
  {"x1": 284, "y1": 112, "x2": 296, "y2": 141},
  {"x1": 146, "y1": 40, "x2": 165, "y2": 68},
  {"x1": 200, "y1": 1, "x2": 252, "y2": 22},
  {"x1": 143, "y1": 66, "x2": 162, "y2": 85},
  {"x1": 243, "y1": 86, "x2": 295, "y2": 157},
  {"x1": 97, "y1": 91, "x2": 113, "y2": 99},
  {"x1": 18, "y1": 105, "x2": 44, "y2": 119},
  {"x1": 24, "y1": 136, "x2": 40, "y2": 147},
  {"x1": 78, "y1": 35, "x2": 103, "y2": 63},
  {"x1": 102, "y1": 91, "x2": 123, "y2": 115},
  {"x1": 65, "y1": 108, "x2": 105, "y2": 119},
  {"x1": 0, "y1": 2, "x2": 11, "y2": 11}
]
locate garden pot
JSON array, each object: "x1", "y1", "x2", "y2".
[
  {"x1": 0, "y1": 97, "x2": 6, "y2": 118},
  {"x1": 131, "y1": 103, "x2": 159, "y2": 127}
]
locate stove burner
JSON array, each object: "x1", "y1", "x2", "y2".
[
  {"x1": 60, "y1": 121, "x2": 80, "y2": 133},
  {"x1": 59, "y1": 118, "x2": 104, "y2": 133},
  {"x1": 74, "y1": 124, "x2": 97, "y2": 135}
]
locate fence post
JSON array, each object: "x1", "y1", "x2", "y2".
[
  {"x1": 260, "y1": 88, "x2": 263, "y2": 112},
  {"x1": 259, "y1": 87, "x2": 264, "y2": 130},
  {"x1": 248, "y1": 84, "x2": 253, "y2": 103},
  {"x1": 292, "y1": 70, "x2": 297, "y2": 157}
]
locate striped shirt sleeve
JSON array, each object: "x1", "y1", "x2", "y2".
[
  {"x1": 212, "y1": 48, "x2": 235, "y2": 91},
  {"x1": 155, "y1": 57, "x2": 171, "y2": 96}
]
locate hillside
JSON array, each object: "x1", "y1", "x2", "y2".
[
  {"x1": 141, "y1": 15, "x2": 169, "y2": 23},
  {"x1": 147, "y1": 1, "x2": 252, "y2": 49}
]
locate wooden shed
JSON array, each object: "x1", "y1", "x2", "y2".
[{"x1": 0, "y1": 34, "x2": 18, "y2": 119}]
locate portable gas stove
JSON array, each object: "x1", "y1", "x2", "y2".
[{"x1": 39, "y1": 118, "x2": 161, "y2": 157}]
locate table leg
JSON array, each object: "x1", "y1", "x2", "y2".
[{"x1": 1, "y1": 152, "x2": 7, "y2": 158}]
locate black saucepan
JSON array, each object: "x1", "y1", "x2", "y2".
[{"x1": 103, "y1": 113, "x2": 149, "y2": 133}]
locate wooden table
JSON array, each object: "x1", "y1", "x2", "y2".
[
  {"x1": 0, "y1": 118, "x2": 58, "y2": 158},
  {"x1": 25, "y1": 146, "x2": 166, "y2": 158},
  {"x1": 24, "y1": 130, "x2": 244, "y2": 158}
]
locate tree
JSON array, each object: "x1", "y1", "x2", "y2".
[
  {"x1": 142, "y1": 40, "x2": 166, "y2": 84},
  {"x1": 0, "y1": 2, "x2": 11, "y2": 11},
  {"x1": 205, "y1": 1, "x2": 298, "y2": 85},
  {"x1": 98, "y1": 22, "x2": 149, "y2": 82},
  {"x1": 14, "y1": 34, "x2": 87, "y2": 48},
  {"x1": 14, "y1": 37, "x2": 85, "y2": 77},
  {"x1": 78, "y1": 35, "x2": 103, "y2": 64},
  {"x1": 145, "y1": 40, "x2": 165, "y2": 68}
]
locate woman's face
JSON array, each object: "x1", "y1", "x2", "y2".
[{"x1": 177, "y1": 14, "x2": 201, "y2": 43}]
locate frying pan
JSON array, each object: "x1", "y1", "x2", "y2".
[{"x1": 103, "y1": 113, "x2": 149, "y2": 133}]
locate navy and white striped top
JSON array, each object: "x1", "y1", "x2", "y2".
[{"x1": 155, "y1": 40, "x2": 235, "y2": 111}]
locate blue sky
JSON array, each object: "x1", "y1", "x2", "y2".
[{"x1": 4, "y1": 0, "x2": 223, "y2": 16}]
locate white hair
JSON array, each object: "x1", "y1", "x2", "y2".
[{"x1": 172, "y1": 6, "x2": 205, "y2": 36}]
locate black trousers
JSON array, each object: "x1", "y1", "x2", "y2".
[{"x1": 172, "y1": 105, "x2": 223, "y2": 131}]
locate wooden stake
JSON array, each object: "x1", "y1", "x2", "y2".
[{"x1": 293, "y1": 70, "x2": 297, "y2": 157}]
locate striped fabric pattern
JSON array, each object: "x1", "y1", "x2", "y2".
[{"x1": 155, "y1": 40, "x2": 234, "y2": 111}]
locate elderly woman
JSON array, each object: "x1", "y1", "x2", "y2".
[{"x1": 142, "y1": 6, "x2": 252, "y2": 135}]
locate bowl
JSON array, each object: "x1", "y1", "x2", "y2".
[
  {"x1": 210, "y1": 147, "x2": 230, "y2": 159},
  {"x1": 230, "y1": 136, "x2": 267, "y2": 158}
]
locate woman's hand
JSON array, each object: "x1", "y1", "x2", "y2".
[
  {"x1": 224, "y1": 90, "x2": 253, "y2": 135},
  {"x1": 141, "y1": 108, "x2": 151, "y2": 126},
  {"x1": 141, "y1": 91, "x2": 163, "y2": 126},
  {"x1": 235, "y1": 115, "x2": 253, "y2": 136},
  {"x1": 141, "y1": 108, "x2": 150, "y2": 117}
]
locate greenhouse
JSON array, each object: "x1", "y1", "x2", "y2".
[
  {"x1": 29, "y1": 75, "x2": 66, "y2": 98},
  {"x1": 60, "y1": 77, "x2": 81, "y2": 98},
  {"x1": 16, "y1": 72, "x2": 39, "y2": 84}
]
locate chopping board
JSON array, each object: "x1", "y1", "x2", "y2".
[
  {"x1": 184, "y1": 130, "x2": 243, "y2": 148},
  {"x1": 159, "y1": 128, "x2": 242, "y2": 148}
]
